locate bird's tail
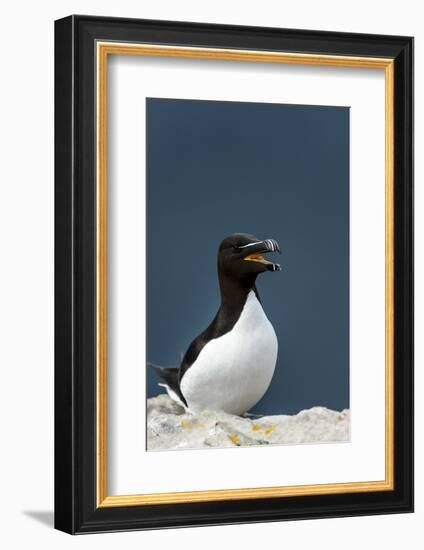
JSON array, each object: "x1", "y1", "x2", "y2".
[{"x1": 147, "y1": 363, "x2": 188, "y2": 408}]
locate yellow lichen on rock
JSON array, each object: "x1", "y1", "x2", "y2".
[
  {"x1": 264, "y1": 424, "x2": 277, "y2": 436},
  {"x1": 180, "y1": 419, "x2": 193, "y2": 429},
  {"x1": 228, "y1": 433, "x2": 241, "y2": 446}
]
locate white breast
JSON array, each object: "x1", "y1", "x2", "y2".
[{"x1": 180, "y1": 291, "x2": 278, "y2": 415}]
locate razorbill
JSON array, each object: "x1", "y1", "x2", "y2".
[{"x1": 150, "y1": 233, "x2": 281, "y2": 415}]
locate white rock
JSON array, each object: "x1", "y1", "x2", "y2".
[{"x1": 147, "y1": 395, "x2": 350, "y2": 451}]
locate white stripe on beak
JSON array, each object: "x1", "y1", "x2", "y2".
[{"x1": 238, "y1": 241, "x2": 262, "y2": 250}]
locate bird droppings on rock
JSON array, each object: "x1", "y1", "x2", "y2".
[{"x1": 147, "y1": 394, "x2": 350, "y2": 451}]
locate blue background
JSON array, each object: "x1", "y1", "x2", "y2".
[{"x1": 146, "y1": 98, "x2": 349, "y2": 415}]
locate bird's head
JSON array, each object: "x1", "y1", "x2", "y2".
[{"x1": 218, "y1": 233, "x2": 282, "y2": 283}]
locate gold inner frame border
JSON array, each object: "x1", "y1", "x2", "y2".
[{"x1": 96, "y1": 42, "x2": 395, "y2": 508}]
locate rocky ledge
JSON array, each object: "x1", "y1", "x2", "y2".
[{"x1": 147, "y1": 394, "x2": 350, "y2": 451}]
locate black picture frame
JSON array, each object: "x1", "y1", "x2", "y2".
[{"x1": 55, "y1": 14, "x2": 413, "y2": 534}]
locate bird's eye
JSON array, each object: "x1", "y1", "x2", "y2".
[{"x1": 233, "y1": 245, "x2": 241, "y2": 252}]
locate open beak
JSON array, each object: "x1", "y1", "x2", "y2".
[{"x1": 240, "y1": 239, "x2": 282, "y2": 271}]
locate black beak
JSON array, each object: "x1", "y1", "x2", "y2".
[
  {"x1": 238, "y1": 238, "x2": 281, "y2": 255},
  {"x1": 238, "y1": 238, "x2": 282, "y2": 271},
  {"x1": 263, "y1": 239, "x2": 281, "y2": 254}
]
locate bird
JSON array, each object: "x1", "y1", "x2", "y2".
[{"x1": 149, "y1": 233, "x2": 281, "y2": 416}]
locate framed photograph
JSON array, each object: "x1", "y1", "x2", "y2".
[{"x1": 54, "y1": 15, "x2": 413, "y2": 533}]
